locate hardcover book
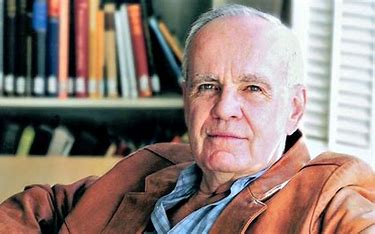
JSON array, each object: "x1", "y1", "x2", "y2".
[
  {"x1": 128, "y1": 4, "x2": 152, "y2": 97},
  {"x1": 114, "y1": 8, "x2": 130, "y2": 98},
  {"x1": 121, "y1": 4, "x2": 138, "y2": 98},
  {"x1": 4, "y1": 0, "x2": 17, "y2": 96},
  {"x1": 46, "y1": 0, "x2": 59, "y2": 96},
  {"x1": 104, "y1": 3, "x2": 118, "y2": 98},
  {"x1": 29, "y1": 124, "x2": 53, "y2": 156},
  {"x1": 32, "y1": 0, "x2": 47, "y2": 96},
  {"x1": 47, "y1": 125, "x2": 75, "y2": 156},
  {"x1": 74, "y1": 0, "x2": 89, "y2": 97},
  {"x1": 58, "y1": 0, "x2": 69, "y2": 99},
  {"x1": 149, "y1": 16, "x2": 182, "y2": 93},
  {"x1": 15, "y1": 0, "x2": 28, "y2": 96}
]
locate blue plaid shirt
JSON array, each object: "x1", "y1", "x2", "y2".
[{"x1": 149, "y1": 164, "x2": 264, "y2": 233}]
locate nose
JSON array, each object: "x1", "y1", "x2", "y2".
[{"x1": 211, "y1": 88, "x2": 243, "y2": 121}]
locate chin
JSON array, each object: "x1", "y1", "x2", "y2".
[{"x1": 203, "y1": 150, "x2": 244, "y2": 172}]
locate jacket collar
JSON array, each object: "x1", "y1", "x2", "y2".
[
  {"x1": 210, "y1": 130, "x2": 311, "y2": 233},
  {"x1": 104, "y1": 130, "x2": 310, "y2": 233}
]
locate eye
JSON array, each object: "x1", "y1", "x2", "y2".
[
  {"x1": 198, "y1": 83, "x2": 219, "y2": 92},
  {"x1": 246, "y1": 85, "x2": 262, "y2": 92}
]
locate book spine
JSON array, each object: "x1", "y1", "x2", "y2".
[
  {"x1": 158, "y1": 20, "x2": 183, "y2": 63},
  {"x1": 114, "y1": 10, "x2": 130, "y2": 98},
  {"x1": 121, "y1": 4, "x2": 138, "y2": 98},
  {"x1": 149, "y1": 16, "x2": 182, "y2": 86},
  {"x1": 128, "y1": 4, "x2": 152, "y2": 97},
  {"x1": 25, "y1": 0, "x2": 33, "y2": 96},
  {"x1": 15, "y1": 0, "x2": 28, "y2": 96},
  {"x1": 32, "y1": 0, "x2": 47, "y2": 97},
  {"x1": 68, "y1": 0, "x2": 75, "y2": 97},
  {"x1": 58, "y1": 0, "x2": 69, "y2": 99},
  {"x1": 95, "y1": 8, "x2": 105, "y2": 98},
  {"x1": 4, "y1": 0, "x2": 17, "y2": 96},
  {"x1": 46, "y1": 0, "x2": 59, "y2": 96},
  {"x1": 75, "y1": 0, "x2": 89, "y2": 97},
  {"x1": 0, "y1": 0, "x2": 4, "y2": 95},
  {"x1": 88, "y1": 0, "x2": 98, "y2": 98},
  {"x1": 104, "y1": 3, "x2": 118, "y2": 98},
  {"x1": 140, "y1": 0, "x2": 160, "y2": 95}
]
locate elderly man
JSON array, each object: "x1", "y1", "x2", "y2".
[{"x1": 1, "y1": 4, "x2": 374, "y2": 233}]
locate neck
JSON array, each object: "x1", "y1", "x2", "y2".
[{"x1": 199, "y1": 172, "x2": 237, "y2": 195}]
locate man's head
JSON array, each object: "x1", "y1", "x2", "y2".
[{"x1": 182, "y1": 5, "x2": 306, "y2": 179}]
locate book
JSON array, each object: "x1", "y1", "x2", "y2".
[
  {"x1": 139, "y1": 0, "x2": 160, "y2": 95},
  {"x1": 29, "y1": 124, "x2": 53, "y2": 156},
  {"x1": 0, "y1": 0, "x2": 3, "y2": 95},
  {"x1": 88, "y1": 0, "x2": 99, "y2": 98},
  {"x1": 16, "y1": 125, "x2": 35, "y2": 156},
  {"x1": 148, "y1": 16, "x2": 182, "y2": 93},
  {"x1": 46, "y1": 0, "x2": 59, "y2": 96},
  {"x1": 121, "y1": 4, "x2": 138, "y2": 98},
  {"x1": 58, "y1": 0, "x2": 69, "y2": 99},
  {"x1": 70, "y1": 130, "x2": 98, "y2": 155},
  {"x1": 128, "y1": 4, "x2": 152, "y2": 97},
  {"x1": 104, "y1": 3, "x2": 118, "y2": 98},
  {"x1": 95, "y1": 7, "x2": 105, "y2": 98},
  {"x1": 114, "y1": 8, "x2": 130, "y2": 98},
  {"x1": 158, "y1": 20, "x2": 183, "y2": 63},
  {"x1": 3, "y1": 0, "x2": 17, "y2": 96},
  {"x1": 0, "y1": 121, "x2": 23, "y2": 155},
  {"x1": 15, "y1": 0, "x2": 28, "y2": 96},
  {"x1": 25, "y1": 0, "x2": 34, "y2": 96},
  {"x1": 68, "y1": 0, "x2": 76, "y2": 97},
  {"x1": 31, "y1": 0, "x2": 47, "y2": 96},
  {"x1": 74, "y1": 0, "x2": 89, "y2": 98},
  {"x1": 47, "y1": 125, "x2": 75, "y2": 156}
]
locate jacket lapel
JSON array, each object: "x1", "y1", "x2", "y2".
[
  {"x1": 103, "y1": 162, "x2": 193, "y2": 233},
  {"x1": 210, "y1": 134, "x2": 311, "y2": 233}
]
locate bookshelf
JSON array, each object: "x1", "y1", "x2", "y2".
[
  {"x1": 0, "y1": 0, "x2": 212, "y2": 200},
  {"x1": 0, "y1": 96, "x2": 183, "y2": 109}
]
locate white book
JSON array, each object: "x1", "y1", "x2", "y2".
[
  {"x1": 47, "y1": 126, "x2": 75, "y2": 156},
  {"x1": 121, "y1": 4, "x2": 138, "y2": 98},
  {"x1": 115, "y1": 10, "x2": 130, "y2": 98}
]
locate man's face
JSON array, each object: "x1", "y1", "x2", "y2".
[{"x1": 183, "y1": 16, "x2": 302, "y2": 178}]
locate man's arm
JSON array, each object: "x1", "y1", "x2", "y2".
[{"x1": 0, "y1": 176, "x2": 97, "y2": 233}]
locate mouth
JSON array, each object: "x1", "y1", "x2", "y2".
[{"x1": 207, "y1": 132, "x2": 247, "y2": 140}]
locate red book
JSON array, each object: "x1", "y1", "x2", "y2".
[
  {"x1": 127, "y1": 4, "x2": 152, "y2": 97},
  {"x1": 74, "y1": 0, "x2": 89, "y2": 97}
]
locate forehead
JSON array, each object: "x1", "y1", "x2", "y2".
[{"x1": 188, "y1": 16, "x2": 289, "y2": 85}]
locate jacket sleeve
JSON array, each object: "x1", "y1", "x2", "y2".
[
  {"x1": 321, "y1": 185, "x2": 375, "y2": 233},
  {"x1": 0, "y1": 176, "x2": 98, "y2": 233}
]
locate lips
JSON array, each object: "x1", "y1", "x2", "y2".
[{"x1": 207, "y1": 131, "x2": 247, "y2": 140}]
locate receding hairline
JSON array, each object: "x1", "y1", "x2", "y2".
[{"x1": 182, "y1": 4, "x2": 304, "y2": 87}]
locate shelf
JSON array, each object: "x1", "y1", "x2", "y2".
[
  {"x1": 0, "y1": 156, "x2": 121, "y2": 202},
  {"x1": 0, "y1": 97, "x2": 183, "y2": 109}
]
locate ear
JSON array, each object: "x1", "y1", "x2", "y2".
[{"x1": 286, "y1": 85, "x2": 306, "y2": 135}]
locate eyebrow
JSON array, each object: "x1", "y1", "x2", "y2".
[
  {"x1": 190, "y1": 74, "x2": 219, "y2": 87},
  {"x1": 239, "y1": 74, "x2": 272, "y2": 91}
]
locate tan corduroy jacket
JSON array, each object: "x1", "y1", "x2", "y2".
[{"x1": 0, "y1": 131, "x2": 374, "y2": 233}]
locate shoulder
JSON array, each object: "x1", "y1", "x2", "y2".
[
  {"x1": 300, "y1": 151, "x2": 374, "y2": 192},
  {"x1": 303, "y1": 152, "x2": 374, "y2": 185},
  {"x1": 297, "y1": 152, "x2": 375, "y2": 230}
]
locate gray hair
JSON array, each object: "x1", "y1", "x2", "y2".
[{"x1": 182, "y1": 4, "x2": 304, "y2": 87}]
